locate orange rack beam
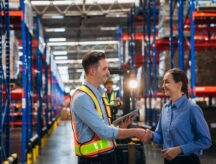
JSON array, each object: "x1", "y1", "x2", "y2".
[
  {"x1": 193, "y1": 86, "x2": 216, "y2": 97},
  {"x1": 1, "y1": 10, "x2": 22, "y2": 18}
]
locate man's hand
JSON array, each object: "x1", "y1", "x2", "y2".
[
  {"x1": 119, "y1": 116, "x2": 133, "y2": 128},
  {"x1": 161, "y1": 146, "x2": 182, "y2": 160},
  {"x1": 140, "y1": 129, "x2": 153, "y2": 143},
  {"x1": 134, "y1": 128, "x2": 146, "y2": 140}
]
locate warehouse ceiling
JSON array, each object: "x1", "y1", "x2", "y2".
[{"x1": 31, "y1": 0, "x2": 137, "y2": 91}]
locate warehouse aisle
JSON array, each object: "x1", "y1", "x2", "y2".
[
  {"x1": 35, "y1": 120, "x2": 216, "y2": 164},
  {"x1": 35, "y1": 120, "x2": 78, "y2": 164}
]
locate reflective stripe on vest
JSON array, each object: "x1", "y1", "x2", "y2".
[
  {"x1": 109, "y1": 91, "x2": 117, "y2": 105},
  {"x1": 71, "y1": 85, "x2": 115, "y2": 157}
]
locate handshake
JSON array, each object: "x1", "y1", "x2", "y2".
[
  {"x1": 132, "y1": 128, "x2": 182, "y2": 160},
  {"x1": 134, "y1": 128, "x2": 153, "y2": 143}
]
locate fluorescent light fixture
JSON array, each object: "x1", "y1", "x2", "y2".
[
  {"x1": 48, "y1": 40, "x2": 118, "y2": 46},
  {"x1": 76, "y1": 69, "x2": 83, "y2": 73},
  {"x1": 107, "y1": 58, "x2": 119, "y2": 62},
  {"x1": 100, "y1": 27, "x2": 117, "y2": 31},
  {"x1": 58, "y1": 66, "x2": 68, "y2": 70},
  {"x1": 61, "y1": 75, "x2": 69, "y2": 82},
  {"x1": 42, "y1": 14, "x2": 64, "y2": 19},
  {"x1": 55, "y1": 56, "x2": 68, "y2": 60},
  {"x1": 49, "y1": 38, "x2": 66, "y2": 42},
  {"x1": 45, "y1": 28, "x2": 65, "y2": 32},
  {"x1": 31, "y1": 1, "x2": 50, "y2": 5},
  {"x1": 32, "y1": 0, "x2": 136, "y2": 6},
  {"x1": 55, "y1": 59, "x2": 82, "y2": 64},
  {"x1": 51, "y1": 15, "x2": 64, "y2": 19},
  {"x1": 53, "y1": 1, "x2": 73, "y2": 5},
  {"x1": 53, "y1": 51, "x2": 68, "y2": 55}
]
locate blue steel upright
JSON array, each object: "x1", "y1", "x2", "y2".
[
  {"x1": 5, "y1": 0, "x2": 11, "y2": 158},
  {"x1": 21, "y1": 0, "x2": 28, "y2": 162},
  {"x1": 27, "y1": 32, "x2": 33, "y2": 140},
  {"x1": 153, "y1": 0, "x2": 157, "y2": 97},
  {"x1": 147, "y1": 0, "x2": 152, "y2": 126},
  {"x1": 190, "y1": 0, "x2": 196, "y2": 98},
  {"x1": 45, "y1": 48, "x2": 49, "y2": 128},
  {"x1": 170, "y1": 0, "x2": 174, "y2": 68},
  {"x1": 36, "y1": 16, "x2": 43, "y2": 142},
  {"x1": 178, "y1": 0, "x2": 184, "y2": 70},
  {"x1": 142, "y1": 0, "x2": 148, "y2": 124},
  {"x1": 0, "y1": 1, "x2": 3, "y2": 162}
]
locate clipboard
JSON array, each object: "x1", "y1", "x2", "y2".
[{"x1": 112, "y1": 109, "x2": 139, "y2": 126}]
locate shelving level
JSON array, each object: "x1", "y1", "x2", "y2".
[
  {"x1": 119, "y1": 0, "x2": 216, "y2": 131},
  {"x1": 1, "y1": 1, "x2": 65, "y2": 163}
]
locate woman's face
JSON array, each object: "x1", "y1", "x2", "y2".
[{"x1": 162, "y1": 72, "x2": 181, "y2": 97}]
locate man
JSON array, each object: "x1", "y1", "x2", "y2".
[
  {"x1": 104, "y1": 79, "x2": 122, "y2": 106},
  {"x1": 71, "y1": 51, "x2": 146, "y2": 164}
]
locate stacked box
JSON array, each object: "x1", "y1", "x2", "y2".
[{"x1": 196, "y1": 51, "x2": 216, "y2": 86}]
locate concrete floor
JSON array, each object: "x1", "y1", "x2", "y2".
[
  {"x1": 35, "y1": 120, "x2": 216, "y2": 164},
  {"x1": 35, "y1": 121, "x2": 78, "y2": 164}
]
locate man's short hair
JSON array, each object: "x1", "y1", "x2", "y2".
[
  {"x1": 105, "y1": 79, "x2": 113, "y2": 85},
  {"x1": 82, "y1": 51, "x2": 106, "y2": 74}
]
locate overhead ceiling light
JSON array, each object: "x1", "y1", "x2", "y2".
[
  {"x1": 42, "y1": 14, "x2": 64, "y2": 19},
  {"x1": 32, "y1": 0, "x2": 136, "y2": 6},
  {"x1": 49, "y1": 38, "x2": 66, "y2": 42},
  {"x1": 58, "y1": 66, "x2": 68, "y2": 70},
  {"x1": 76, "y1": 69, "x2": 84, "y2": 73},
  {"x1": 100, "y1": 27, "x2": 117, "y2": 31},
  {"x1": 51, "y1": 15, "x2": 64, "y2": 19},
  {"x1": 55, "y1": 56, "x2": 68, "y2": 60},
  {"x1": 55, "y1": 59, "x2": 82, "y2": 64},
  {"x1": 107, "y1": 58, "x2": 119, "y2": 62},
  {"x1": 53, "y1": 51, "x2": 68, "y2": 55},
  {"x1": 31, "y1": 1, "x2": 50, "y2": 5},
  {"x1": 48, "y1": 40, "x2": 118, "y2": 46},
  {"x1": 45, "y1": 28, "x2": 65, "y2": 32},
  {"x1": 61, "y1": 75, "x2": 69, "y2": 82}
]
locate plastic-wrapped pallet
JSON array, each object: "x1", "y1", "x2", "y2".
[
  {"x1": 158, "y1": 0, "x2": 189, "y2": 39},
  {"x1": 9, "y1": 0, "x2": 20, "y2": 9},
  {"x1": 195, "y1": 0, "x2": 216, "y2": 11},
  {"x1": 158, "y1": 0, "x2": 178, "y2": 39},
  {"x1": 2, "y1": 31, "x2": 20, "y2": 79}
]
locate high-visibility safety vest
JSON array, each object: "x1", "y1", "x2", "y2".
[
  {"x1": 71, "y1": 85, "x2": 116, "y2": 158},
  {"x1": 108, "y1": 91, "x2": 117, "y2": 106}
]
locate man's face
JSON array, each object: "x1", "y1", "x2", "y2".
[
  {"x1": 105, "y1": 83, "x2": 113, "y2": 93},
  {"x1": 95, "y1": 59, "x2": 110, "y2": 85}
]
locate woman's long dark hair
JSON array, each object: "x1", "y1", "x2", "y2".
[{"x1": 167, "y1": 68, "x2": 189, "y2": 98}]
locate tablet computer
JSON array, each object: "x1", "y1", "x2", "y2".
[{"x1": 112, "y1": 109, "x2": 139, "y2": 126}]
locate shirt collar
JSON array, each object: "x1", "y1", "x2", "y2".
[
  {"x1": 165, "y1": 95, "x2": 187, "y2": 109},
  {"x1": 83, "y1": 80, "x2": 105, "y2": 98},
  {"x1": 172, "y1": 95, "x2": 187, "y2": 109}
]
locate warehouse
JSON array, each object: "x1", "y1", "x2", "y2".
[{"x1": 1, "y1": 0, "x2": 216, "y2": 164}]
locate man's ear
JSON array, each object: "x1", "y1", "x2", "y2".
[{"x1": 88, "y1": 66, "x2": 96, "y2": 76}]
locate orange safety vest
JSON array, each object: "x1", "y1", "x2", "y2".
[{"x1": 71, "y1": 85, "x2": 116, "y2": 158}]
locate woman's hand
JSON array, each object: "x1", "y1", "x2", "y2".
[{"x1": 161, "y1": 146, "x2": 182, "y2": 160}]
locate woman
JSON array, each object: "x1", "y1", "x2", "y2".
[{"x1": 143, "y1": 68, "x2": 212, "y2": 164}]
